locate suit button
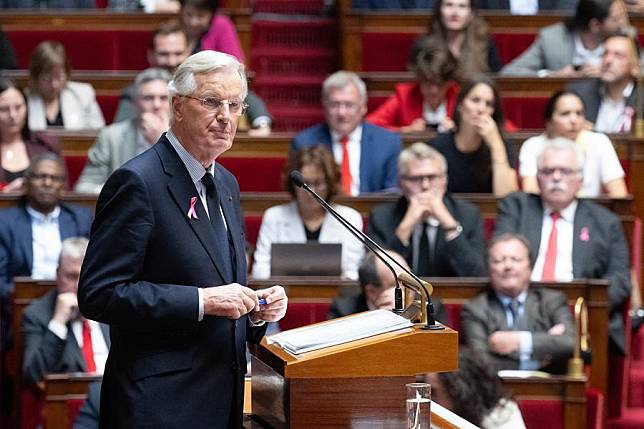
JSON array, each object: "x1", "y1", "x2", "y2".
[{"x1": 234, "y1": 320, "x2": 239, "y2": 327}]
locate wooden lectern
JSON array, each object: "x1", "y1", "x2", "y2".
[{"x1": 250, "y1": 315, "x2": 458, "y2": 428}]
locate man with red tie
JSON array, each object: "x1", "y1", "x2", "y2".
[
  {"x1": 291, "y1": 71, "x2": 401, "y2": 196},
  {"x1": 494, "y1": 138, "x2": 631, "y2": 354},
  {"x1": 22, "y1": 237, "x2": 109, "y2": 385}
]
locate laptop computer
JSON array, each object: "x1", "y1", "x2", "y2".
[{"x1": 270, "y1": 242, "x2": 342, "y2": 277}]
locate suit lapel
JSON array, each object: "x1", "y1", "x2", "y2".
[
  {"x1": 489, "y1": 292, "x2": 511, "y2": 331},
  {"x1": 58, "y1": 207, "x2": 75, "y2": 241},
  {"x1": 358, "y1": 124, "x2": 371, "y2": 194},
  {"x1": 100, "y1": 323, "x2": 111, "y2": 348},
  {"x1": 16, "y1": 207, "x2": 34, "y2": 271},
  {"x1": 157, "y1": 138, "x2": 232, "y2": 283},
  {"x1": 572, "y1": 201, "x2": 591, "y2": 278},
  {"x1": 66, "y1": 325, "x2": 87, "y2": 371},
  {"x1": 526, "y1": 196, "x2": 545, "y2": 266},
  {"x1": 215, "y1": 166, "x2": 246, "y2": 283}
]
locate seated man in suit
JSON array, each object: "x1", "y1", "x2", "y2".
[
  {"x1": 368, "y1": 143, "x2": 487, "y2": 277},
  {"x1": 494, "y1": 139, "x2": 631, "y2": 354},
  {"x1": 501, "y1": 0, "x2": 626, "y2": 77},
  {"x1": 567, "y1": 33, "x2": 640, "y2": 133},
  {"x1": 0, "y1": 153, "x2": 93, "y2": 348},
  {"x1": 328, "y1": 250, "x2": 448, "y2": 323},
  {"x1": 113, "y1": 20, "x2": 272, "y2": 136},
  {"x1": 292, "y1": 71, "x2": 401, "y2": 195},
  {"x1": 461, "y1": 233, "x2": 575, "y2": 373},
  {"x1": 22, "y1": 237, "x2": 109, "y2": 386},
  {"x1": 74, "y1": 68, "x2": 172, "y2": 194}
]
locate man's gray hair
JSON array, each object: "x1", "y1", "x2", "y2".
[
  {"x1": 322, "y1": 71, "x2": 366, "y2": 103},
  {"x1": 134, "y1": 67, "x2": 172, "y2": 96},
  {"x1": 398, "y1": 142, "x2": 447, "y2": 176},
  {"x1": 59, "y1": 237, "x2": 89, "y2": 263},
  {"x1": 537, "y1": 137, "x2": 586, "y2": 171},
  {"x1": 168, "y1": 50, "x2": 248, "y2": 103}
]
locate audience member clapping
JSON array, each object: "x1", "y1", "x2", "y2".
[
  {"x1": 501, "y1": 0, "x2": 628, "y2": 77},
  {"x1": 519, "y1": 90, "x2": 627, "y2": 197},
  {"x1": 0, "y1": 77, "x2": 59, "y2": 192},
  {"x1": 252, "y1": 145, "x2": 365, "y2": 280},
  {"x1": 427, "y1": 75, "x2": 518, "y2": 196},
  {"x1": 179, "y1": 0, "x2": 245, "y2": 61},
  {"x1": 367, "y1": 40, "x2": 460, "y2": 133},
  {"x1": 410, "y1": 0, "x2": 502, "y2": 76},
  {"x1": 426, "y1": 347, "x2": 526, "y2": 429},
  {"x1": 27, "y1": 41, "x2": 105, "y2": 130}
]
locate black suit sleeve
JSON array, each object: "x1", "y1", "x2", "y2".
[
  {"x1": 78, "y1": 168, "x2": 200, "y2": 334},
  {"x1": 493, "y1": 193, "x2": 522, "y2": 237},
  {"x1": 444, "y1": 203, "x2": 487, "y2": 276},
  {"x1": 0, "y1": 29, "x2": 16, "y2": 70},
  {"x1": 22, "y1": 306, "x2": 68, "y2": 385},
  {"x1": 604, "y1": 216, "x2": 632, "y2": 310},
  {"x1": 487, "y1": 37, "x2": 503, "y2": 72}
]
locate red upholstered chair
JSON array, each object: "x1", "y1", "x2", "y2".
[
  {"x1": 361, "y1": 33, "x2": 416, "y2": 72},
  {"x1": 217, "y1": 157, "x2": 286, "y2": 192},
  {"x1": 444, "y1": 303, "x2": 462, "y2": 333},
  {"x1": 66, "y1": 398, "x2": 85, "y2": 427},
  {"x1": 20, "y1": 387, "x2": 44, "y2": 429},
  {"x1": 64, "y1": 155, "x2": 88, "y2": 190},
  {"x1": 502, "y1": 97, "x2": 549, "y2": 130},
  {"x1": 278, "y1": 301, "x2": 330, "y2": 331},
  {"x1": 491, "y1": 33, "x2": 537, "y2": 65},
  {"x1": 518, "y1": 399, "x2": 564, "y2": 429},
  {"x1": 96, "y1": 95, "x2": 120, "y2": 125},
  {"x1": 244, "y1": 215, "x2": 263, "y2": 246},
  {"x1": 586, "y1": 388, "x2": 604, "y2": 429}
]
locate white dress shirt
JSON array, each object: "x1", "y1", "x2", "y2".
[
  {"x1": 26, "y1": 205, "x2": 62, "y2": 280},
  {"x1": 48, "y1": 318, "x2": 109, "y2": 374},
  {"x1": 331, "y1": 125, "x2": 362, "y2": 196},
  {"x1": 422, "y1": 101, "x2": 447, "y2": 126},
  {"x1": 595, "y1": 82, "x2": 634, "y2": 133},
  {"x1": 531, "y1": 201, "x2": 577, "y2": 282}
]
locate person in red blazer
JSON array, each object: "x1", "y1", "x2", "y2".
[{"x1": 367, "y1": 40, "x2": 460, "y2": 133}]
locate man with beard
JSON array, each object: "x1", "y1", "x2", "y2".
[{"x1": 494, "y1": 139, "x2": 631, "y2": 355}]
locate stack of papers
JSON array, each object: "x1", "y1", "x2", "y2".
[{"x1": 267, "y1": 309, "x2": 413, "y2": 355}]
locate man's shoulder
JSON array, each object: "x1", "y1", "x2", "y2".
[
  {"x1": 23, "y1": 289, "x2": 56, "y2": 320},
  {"x1": 362, "y1": 121, "x2": 400, "y2": 142},
  {"x1": 529, "y1": 286, "x2": 567, "y2": 304},
  {"x1": 500, "y1": 191, "x2": 541, "y2": 207},
  {"x1": 292, "y1": 123, "x2": 330, "y2": 146},
  {"x1": 567, "y1": 79, "x2": 601, "y2": 95},
  {"x1": 463, "y1": 288, "x2": 494, "y2": 312},
  {"x1": 60, "y1": 203, "x2": 93, "y2": 220},
  {"x1": 577, "y1": 198, "x2": 620, "y2": 223},
  {"x1": 0, "y1": 205, "x2": 26, "y2": 223}
]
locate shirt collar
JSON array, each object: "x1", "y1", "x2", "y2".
[
  {"x1": 544, "y1": 200, "x2": 578, "y2": 223},
  {"x1": 330, "y1": 124, "x2": 362, "y2": 144},
  {"x1": 166, "y1": 129, "x2": 213, "y2": 184},
  {"x1": 496, "y1": 289, "x2": 528, "y2": 306},
  {"x1": 600, "y1": 80, "x2": 635, "y2": 100},
  {"x1": 26, "y1": 205, "x2": 60, "y2": 222}
]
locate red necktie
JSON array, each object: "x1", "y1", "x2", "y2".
[
  {"x1": 340, "y1": 136, "x2": 352, "y2": 195},
  {"x1": 541, "y1": 211, "x2": 561, "y2": 281},
  {"x1": 81, "y1": 319, "x2": 97, "y2": 373}
]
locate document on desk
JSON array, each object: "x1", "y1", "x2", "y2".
[{"x1": 266, "y1": 309, "x2": 413, "y2": 355}]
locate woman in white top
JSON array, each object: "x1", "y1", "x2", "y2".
[
  {"x1": 520, "y1": 90, "x2": 627, "y2": 197},
  {"x1": 252, "y1": 145, "x2": 364, "y2": 279},
  {"x1": 426, "y1": 348, "x2": 526, "y2": 429}
]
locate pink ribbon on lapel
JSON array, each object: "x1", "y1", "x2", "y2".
[
  {"x1": 579, "y1": 227, "x2": 590, "y2": 242},
  {"x1": 187, "y1": 196, "x2": 198, "y2": 220}
]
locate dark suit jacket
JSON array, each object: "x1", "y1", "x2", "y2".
[
  {"x1": 367, "y1": 194, "x2": 487, "y2": 277},
  {"x1": 478, "y1": 0, "x2": 576, "y2": 10},
  {"x1": 78, "y1": 135, "x2": 266, "y2": 429},
  {"x1": 567, "y1": 78, "x2": 637, "y2": 125},
  {"x1": 73, "y1": 381, "x2": 101, "y2": 429},
  {"x1": 22, "y1": 289, "x2": 110, "y2": 385},
  {"x1": 494, "y1": 192, "x2": 632, "y2": 353},
  {"x1": 291, "y1": 121, "x2": 401, "y2": 194},
  {"x1": 461, "y1": 287, "x2": 575, "y2": 374}
]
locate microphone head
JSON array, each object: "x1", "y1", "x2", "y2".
[{"x1": 290, "y1": 170, "x2": 305, "y2": 188}]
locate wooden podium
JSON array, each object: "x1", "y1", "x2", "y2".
[{"x1": 250, "y1": 315, "x2": 458, "y2": 428}]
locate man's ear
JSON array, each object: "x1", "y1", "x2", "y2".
[{"x1": 172, "y1": 96, "x2": 183, "y2": 122}]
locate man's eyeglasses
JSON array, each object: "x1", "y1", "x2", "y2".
[
  {"x1": 537, "y1": 167, "x2": 581, "y2": 177},
  {"x1": 400, "y1": 174, "x2": 444, "y2": 184},
  {"x1": 28, "y1": 173, "x2": 66, "y2": 183},
  {"x1": 180, "y1": 95, "x2": 248, "y2": 116},
  {"x1": 324, "y1": 101, "x2": 361, "y2": 112}
]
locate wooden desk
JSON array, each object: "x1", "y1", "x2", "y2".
[{"x1": 44, "y1": 373, "x2": 102, "y2": 429}]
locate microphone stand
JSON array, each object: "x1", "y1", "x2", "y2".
[{"x1": 291, "y1": 171, "x2": 443, "y2": 330}]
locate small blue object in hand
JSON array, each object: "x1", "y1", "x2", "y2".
[{"x1": 258, "y1": 298, "x2": 267, "y2": 306}]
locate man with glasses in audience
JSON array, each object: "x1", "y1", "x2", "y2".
[
  {"x1": 0, "y1": 154, "x2": 92, "y2": 348},
  {"x1": 75, "y1": 68, "x2": 172, "y2": 194},
  {"x1": 461, "y1": 233, "x2": 575, "y2": 373},
  {"x1": 368, "y1": 143, "x2": 487, "y2": 277},
  {"x1": 291, "y1": 70, "x2": 401, "y2": 195},
  {"x1": 494, "y1": 139, "x2": 631, "y2": 355},
  {"x1": 78, "y1": 51, "x2": 287, "y2": 429}
]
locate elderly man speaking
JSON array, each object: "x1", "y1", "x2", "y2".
[{"x1": 78, "y1": 51, "x2": 288, "y2": 429}]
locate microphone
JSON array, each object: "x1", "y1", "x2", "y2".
[{"x1": 290, "y1": 170, "x2": 442, "y2": 330}]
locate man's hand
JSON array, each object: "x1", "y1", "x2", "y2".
[
  {"x1": 548, "y1": 65, "x2": 580, "y2": 78},
  {"x1": 140, "y1": 111, "x2": 169, "y2": 144},
  {"x1": 250, "y1": 285, "x2": 288, "y2": 323},
  {"x1": 372, "y1": 287, "x2": 395, "y2": 310},
  {"x1": 202, "y1": 284, "x2": 258, "y2": 319},
  {"x1": 488, "y1": 331, "x2": 521, "y2": 355},
  {"x1": 578, "y1": 63, "x2": 601, "y2": 78},
  {"x1": 400, "y1": 118, "x2": 427, "y2": 133},
  {"x1": 548, "y1": 323, "x2": 566, "y2": 335},
  {"x1": 52, "y1": 292, "x2": 79, "y2": 325}
]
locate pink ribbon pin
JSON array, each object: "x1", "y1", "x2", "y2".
[
  {"x1": 187, "y1": 196, "x2": 198, "y2": 220},
  {"x1": 579, "y1": 227, "x2": 590, "y2": 242}
]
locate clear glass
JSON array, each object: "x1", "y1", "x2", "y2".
[{"x1": 406, "y1": 382, "x2": 431, "y2": 429}]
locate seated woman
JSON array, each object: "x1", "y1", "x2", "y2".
[
  {"x1": 426, "y1": 348, "x2": 526, "y2": 429},
  {"x1": 0, "y1": 78, "x2": 59, "y2": 192},
  {"x1": 27, "y1": 41, "x2": 105, "y2": 131},
  {"x1": 409, "y1": 0, "x2": 502, "y2": 76},
  {"x1": 252, "y1": 145, "x2": 365, "y2": 279},
  {"x1": 179, "y1": 0, "x2": 245, "y2": 62},
  {"x1": 428, "y1": 76, "x2": 518, "y2": 196},
  {"x1": 367, "y1": 39, "x2": 460, "y2": 133},
  {"x1": 520, "y1": 90, "x2": 627, "y2": 197}
]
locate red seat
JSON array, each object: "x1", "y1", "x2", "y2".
[
  {"x1": 278, "y1": 301, "x2": 330, "y2": 331},
  {"x1": 64, "y1": 155, "x2": 88, "y2": 190},
  {"x1": 96, "y1": 94, "x2": 120, "y2": 125},
  {"x1": 518, "y1": 399, "x2": 564, "y2": 429},
  {"x1": 244, "y1": 215, "x2": 263, "y2": 246},
  {"x1": 217, "y1": 157, "x2": 286, "y2": 192}
]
